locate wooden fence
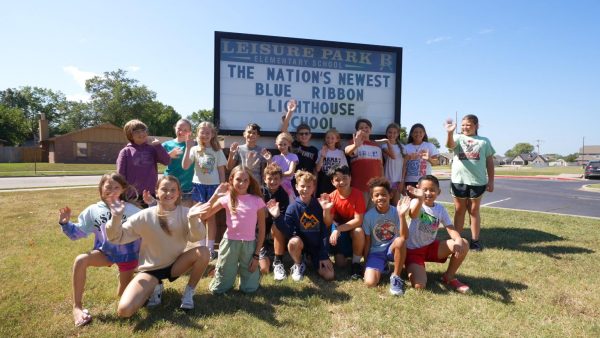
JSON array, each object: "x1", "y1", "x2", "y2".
[{"x1": 0, "y1": 147, "x2": 43, "y2": 163}]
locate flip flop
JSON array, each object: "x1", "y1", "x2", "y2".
[{"x1": 75, "y1": 309, "x2": 92, "y2": 327}]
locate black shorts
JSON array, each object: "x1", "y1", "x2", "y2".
[
  {"x1": 450, "y1": 183, "x2": 486, "y2": 199},
  {"x1": 143, "y1": 264, "x2": 178, "y2": 282}
]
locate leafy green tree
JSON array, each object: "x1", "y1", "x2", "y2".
[
  {"x1": 85, "y1": 69, "x2": 181, "y2": 134},
  {"x1": 0, "y1": 105, "x2": 29, "y2": 145},
  {"x1": 505, "y1": 142, "x2": 535, "y2": 158},
  {"x1": 429, "y1": 137, "x2": 441, "y2": 149},
  {"x1": 188, "y1": 109, "x2": 214, "y2": 131},
  {"x1": 56, "y1": 101, "x2": 100, "y2": 134},
  {"x1": 0, "y1": 86, "x2": 67, "y2": 138},
  {"x1": 563, "y1": 153, "x2": 578, "y2": 162}
]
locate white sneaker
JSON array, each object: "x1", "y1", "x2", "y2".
[
  {"x1": 290, "y1": 263, "x2": 306, "y2": 282},
  {"x1": 147, "y1": 283, "x2": 163, "y2": 307},
  {"x1": 273, "y1": 262, "x2": 286, "y2": 281},
  {"x1": 180, "y1": 285, "x2": 195, "y2": 310}
]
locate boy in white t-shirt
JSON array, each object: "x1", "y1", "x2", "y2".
[{"x1": 406, "y1": 175, "x2": 471, "y2": 294}]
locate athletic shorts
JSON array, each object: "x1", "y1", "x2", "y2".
[
  {"x1": 115, "y1": 259, "x2": 138, "y2": 272},
  {"x1": 450, "y1": 183, "x2": 486, "y2": 199},
  {"x1": 329, "y1": 226, "x2": 353, "y2": 258},
  {"x1": 259, "y1": 239, "x2": 274, "y2": 261},
  {"x1": 142, "y1": 264, "x2": 179, "y2": 282},
  {"x1": 192, "y1": 183, "x2": 219, "y2": 203},
  {"x1": 365, "y1": 242, "x2": 394, "y2": 272},
  {"x1": 406, "y1": 240, "x2": 447, "y2": 267}
]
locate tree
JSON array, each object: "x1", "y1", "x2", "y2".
[
  {"x1": 563, "y1": 153, "x2": 578, "y2": 162},
  {"x1": 505, "y1": 142, "x2": 535, "y2": 158},
  {"x1": 0, "y1": 105, "x2": 29, "y2": 145},
  {"x1": 85, "y1": 69, "x2": 181, "y2": 134},
  {"x1": 0, "y1": 86, "x2": 68, "y2": 139},
  {"x1": 188, "y1": 109, "x2": 214, "y2": 131},
  {"x1": 429, "y1": 137, "x2": 441, "y2": 149},
  {"x1": 55, "y1": 101, "x2": 100, "y2": 134}
]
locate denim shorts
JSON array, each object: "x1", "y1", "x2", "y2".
[{"x1": 192, "y1": 183, "x2": 219, "y2": 203}]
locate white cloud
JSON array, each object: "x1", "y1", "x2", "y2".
[
  {"x1": 66, "y1": 93, "x2": 91, "y2": 102},
  {"x1": 479, "y1": 28, "x2": 495, "y2": 35},
  {"x1": 63, "y1": 66, "x2": 98, "y2": 89},
  {"x1": 426, "y1": 36, "x2": 452, "y2": 45},
  {"x1": 127, "y1": 65, "x2": 141, "y2": 72}
]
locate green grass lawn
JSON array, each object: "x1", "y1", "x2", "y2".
[
  {"x1": 1, "y1": 188, "x2": 599, "y2": 336},
  {"x1": 0, "y1": 163, "x2": 167, "y2": 177}
]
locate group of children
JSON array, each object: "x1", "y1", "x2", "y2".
[{"x1": 58, "y1": 103, "x2": 495, "y2": 327}]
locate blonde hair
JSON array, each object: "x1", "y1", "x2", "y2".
[
  {"x1": 294, "y1": 170, "x2": 316, "y2": 185},
  {"x1": 385, "y1": 123, "x2": 404, "y2": 152},
  {"x1": 155, "y1": 175, "x2": 182, "y2": 235},
  {"x1": 196, "y1": 121, "x2": 221, "y2": 151},
  {"x1": 98, "y1": 172, "x2": 133, "y2": 204},
  {"x1": 324, "y1": 128, "x2": 342, "y2": 149},
  {"x1": 275, "y1": 132, "x2": 293, "y2": 152},
  {"x1": 228, "y1": 166, "x2": 263, "y2": 214},
  {"x1": 123, "y1": 119, "x2": 147, "y2": 142}
]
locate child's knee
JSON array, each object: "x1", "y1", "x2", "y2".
[
  {"x1": 116, "y1": 301, "x2": 136, "y2": 318},
  {"x1": 73, "y1": 253, "x2": 89, "y2": 268},
  {"x1": 195, "y1": 246, "x2": 210, "y2": 263},
  {"x1": 392, "y1": 236, "x2": 406, "y2": 249},
  {"x1": 364, "y1": 277, "x2": 379, "y2": 287},
  {"x1": 287, "y1": 237, "x2": 303, "y2": 252},
  {"x1": 412, "y1": 283, "x2": 426, "y2": 290}
]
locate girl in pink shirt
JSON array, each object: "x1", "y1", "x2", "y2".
[{"x1": 199, "y1": 166, "x2": 267, "y2": 294}]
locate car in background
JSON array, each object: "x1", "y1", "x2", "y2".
[{"x1": 584, "y1": 160, "x2": 600, "y2": 179}]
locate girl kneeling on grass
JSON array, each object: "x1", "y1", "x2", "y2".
[
  {"x1": 59, "y1": 172, "x2": 141, "y2": 327},
  {"x1": 406, "y1": 175, "x2": 470, "y2": 293},
  {"x1": 106, "y1": 176, "x2": 210, "y2": 316},
  {"x1": 198, "y1": 165, "x2": 266, "y2": 294}
]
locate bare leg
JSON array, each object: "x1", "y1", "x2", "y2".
[
  {"x1": 350, "y1": 227, "x2": 365, "y2": 260},
  {"x1": 272, "y1": 226, "x2": 287, "y2": 256},
  {"x1": 259, "y1": 257, "x2": 271, "y2": 275},
  {"x1": 72, "y1": 250, "x2": 111, "y2": 325},
  {"x1": 207, "y1": 216, "x2": 216, "y2": 251},
  {"x1": 453, "y1": 197, "x2": 468, "y2": 233},
  {"x1": 467, "y1": 198, "x2": 483, "y2": 241},
  {"x1": 171, "y1": 246, "x2": 210, "y2": 288},
  {"x1": 287, "y1": 237, "x2": 304, "y2": 264},
  {"x1": 439, "y1": 239, "x2": 469, "y2": 280},
  {"x1": 117, "y1": 269, "x2": 135, "y2": 296},
  {"x1": 390, "y1": 237, "x2": 406, "y2": 277},
  {"x1": 407, "y1": 263, "x2": 427, "y2": 289},
  {"x1": 117, "y1": 273, "x2": 159, "y2": 318},
  {"x1": 364, "y1": 268, "x2": 381, "y2": 287}
]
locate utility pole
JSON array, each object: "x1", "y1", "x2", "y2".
[{"x1": 534, "y1": 139, "x2": 544, "y2": 155}]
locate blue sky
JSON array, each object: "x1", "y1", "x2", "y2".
[{"x1": 1, "y1": 0, "x2": 598, "y2": 156}]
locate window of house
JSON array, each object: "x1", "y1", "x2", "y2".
[{"x1": 76, "y1": 142, "x2": 88, "y2": 157}]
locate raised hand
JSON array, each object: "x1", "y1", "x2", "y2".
[
  {"x1": 406, "y1": 185, "x2": 424, "y2": 199},
  {"x1": 320, "y1": 145, "x2": 329, "y2": 159},
  {"x1": 229, "y1": 142, "x2": 239, "y2": 154},
  {"x1": 420, "y1": 149, "x2": 430, "y2": 161},
  {"x1": 214, "y1": 182, "x2": 230, "y2": 197},
  {"x1": 260, "y1": 148, "x2": 272, "y2": 162},
  {"x1": 142, "y1": 190, "x2": 156, "y2": 206},
  {"x1": 109, "y1": 199, "x2": 126, "y2": 216},
  {"x1": 168, "y1": 147, "x2": 183, "y2": 159},
  {"x1": 287, "y1": 98, "x2": 297, "y2": 113},
  {"x1": 445, "y1": 118, "x2": 456, "y2": 133},
  {"x1": 266, "y1": 199, "x2": 280, "y2": 218},
  {"x1": 353, "y1": 130, "x2": 364, "y2": 147},
  {"x1": 59, "y1": 206, "x2": 72, "y2": 225},
  {"x1": 188, "y1": 201, "x2": 211, "y2": 219},
  {"x1": 150, "y1": 138, "x2": 161, "y2": 146},
  {"x1": 317, "y1": 193, "x2": 333, "y2": 210},
  {"x1": 185, "y1": 134, "x2": 195, "y2": 149},
  {"x1": 396, "y1": 196, "x2": 411, "y2": 215}
]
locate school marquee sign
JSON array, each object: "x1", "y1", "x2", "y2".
[{"x1": 214, "y1": 31, "x2": 402, "y2": 137}]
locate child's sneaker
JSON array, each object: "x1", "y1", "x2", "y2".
[
  {"x1": 290, "y1": 263, "x2": 306, "y2": 282},
  {"x1": 350, "y1": 262, "x2": 364, "y2": 280},
  {"x1": 180, "y1": 285, "x2": 195, "y2": 310},
  {"x1": 147, "y1": 283, "x2": 163, "y2": 307},
  {"x1": 469, "y1": 239, "x2": 483, "y2": 252},
  {"x1": 273, "y1": 262, "x2": 286, "y2": 281},
  {"x1": 441, "y1": 274, "x2": 471, "y2": 294},
  {"x1": 389, "y1": 274, "x2": 405, "y2": 296}
]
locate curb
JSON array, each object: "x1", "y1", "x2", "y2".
[{"x1": 494, "y1": 175, "x2": 583, "y2": 181}]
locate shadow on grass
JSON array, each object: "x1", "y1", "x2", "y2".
[
  {"x1": 418, "y1": 271, "x2": 528, "y2": 304},
  {"x1": 112, "y1": 277, "x2": 350, "y2": 332},
  {"x1": 480, "y1": 227, "x2": 594, "y2": 258}
]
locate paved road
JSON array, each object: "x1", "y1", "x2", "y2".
[
  {"x1": 2, "y1": 175, "x2": 599, "y2": 218},
  {"x1": 437, "y1": 178, "x2": 600, "y2": 218}
]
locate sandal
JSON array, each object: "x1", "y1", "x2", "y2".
[
  {"x1": 74, "y1": 309, "x2": 92, "y2": 327},
  {"x1": 441, "y1": 275, "x2": 471, "y2": 294}
]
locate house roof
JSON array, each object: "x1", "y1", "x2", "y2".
[
  {"x1": 47, "y1": 123, "x2": 122, "y2": 141},
  {"x1": 579, "y1": 145, "x2": 600, "y2": 154}
]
